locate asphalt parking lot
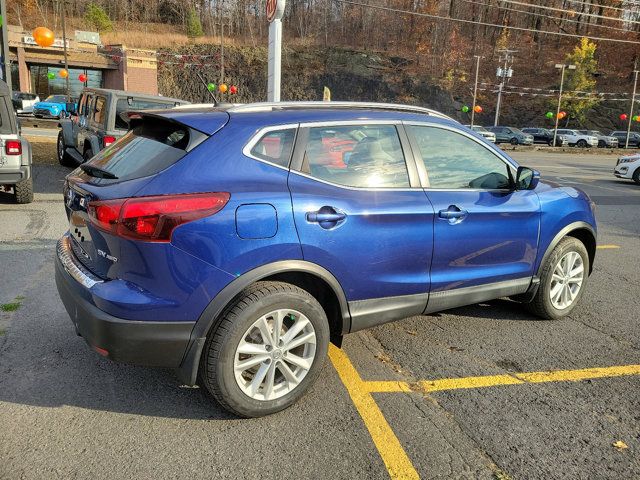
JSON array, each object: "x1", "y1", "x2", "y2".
[{"x1": 1, "y1": 139, "x2": 639, "y2": 479}]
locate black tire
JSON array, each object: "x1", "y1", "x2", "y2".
[
  {"x1": 83, "y1": 147, "x2": 94, "y2": 162},
  {"x1": 525, "y1": 237, "x2": 589, "y2": 320},
  {"x1": 14, "y1": 177, "x2": 33, "y2": 204},
  {"x1": 598, "y1": 140, "x2": 605, "y2": 148},
  {"x1": 510, "y1": 137, "x2": 518, "y2": 145},
  {"x1": 632, "y1": 168, "x2": 640, "y2": 185},
  {"x1": 576, "y1": 139, "x2": 587, "y2": 148},
  {"x1": 200, "y1": 281, "x2": 330, "y2": 418},
  {"x1": 57, "y1": 132, "x2": 75, "y2": 167}
]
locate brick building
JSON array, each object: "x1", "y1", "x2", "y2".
[{"x1": 7, "y1": 25, "x2": 158, "y2": 98}]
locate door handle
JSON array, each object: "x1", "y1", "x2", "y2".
[
  {"x1": 306, "y1": 207, "x2": 346, "y2": 229},
  {"x1": 438, "y1": 206, "x2": 468, "y2": 223}
]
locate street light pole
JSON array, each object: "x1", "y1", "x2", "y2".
[
  {"x1": 552, "y1": 63, "x2": 575, "y2": 147},
  {"x1": 625, "y1": 69, "x2": 639, "y2": 149},
  {"x1": 0, "y1": 0, "x2": 11, "y2": 90},
  {"x1": 470, "y1": 55, "x2": 481, "y2": 127}
]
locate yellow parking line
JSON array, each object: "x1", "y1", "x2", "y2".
[
  {"x1": 597, "y1": 244, "x2": 620, "y2": 249},
  {"x1": 364, "y1": 364, "x2": 640, "y2": 394},
  {"x1": 328, "y1": 344, "x2": 419, "y2": 480}
]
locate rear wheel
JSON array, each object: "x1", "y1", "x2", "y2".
[
  {"x1": 14, "y1": 178, "x2": 33, "y2": 204},
  {"x1": 57, "y1": 132, "x2": 75, "y2": 167},
  {"x1": 525, "y1": 237, "x2": 589, "y2": 319},
  {"x1": 510, "y1": 137, "x2": 518, "y2": 145},
  {"x1": 200, "y1": 281, "x2": 330, "y2": 417},
  {"x1": 598, "y1": 140, "x2": 605, "y2": 148}
]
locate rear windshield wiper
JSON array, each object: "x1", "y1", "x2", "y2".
[{"x1": 80, "y1": 163, "x2": 119, "y2": 179}]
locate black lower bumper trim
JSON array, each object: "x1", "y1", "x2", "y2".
[{"x1": 55, "y1": 254, "x2": 194, "y2": 367}]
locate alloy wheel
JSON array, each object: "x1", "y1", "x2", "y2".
[
  {"x1": 549, "y1": 251, "x2": 584, "y2": 310},
  {"x1": 233, "y1": 309, "x2": 317, "y2": 401}
]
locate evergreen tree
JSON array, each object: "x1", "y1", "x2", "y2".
[
  {"x1": 186, "y1": 8, "x2": 204, "y2": 38},
  {"x1": 84, "y1": 3, "x2": 113, "y2": 32},
  {"x1": 563, "y1": 38, "x2": 601, "y2": 126}
]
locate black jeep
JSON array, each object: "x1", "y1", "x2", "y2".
[{"x1": 57, "y1": 88, "x2": 188, "y2": 166}]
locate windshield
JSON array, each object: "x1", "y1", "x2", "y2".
[
  {"x1": 510, "y1": 128, "x2": 525, "y2": 135},
  {"x1": 44, "y1": 95, "x2": 66, "y2": 103}
]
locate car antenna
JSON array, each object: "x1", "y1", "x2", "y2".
[{"x1": 195, "y1": 70, "x2": 218, "y2": 107}]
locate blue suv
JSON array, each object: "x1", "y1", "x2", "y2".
[{"x1": 55, "y1": 102, "x2": 597, "y2": 417}]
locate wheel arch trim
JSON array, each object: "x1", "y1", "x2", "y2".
[
  {"x1": 176, "y1": 260, "x2": 350, "y2": 386},
  {"x1": 536, "y1": 221, "x2": 596, "y2": 277}
]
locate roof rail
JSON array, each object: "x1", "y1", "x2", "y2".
[{"x1": 226, "y1": 101, "x2": 454, "y2": 121}]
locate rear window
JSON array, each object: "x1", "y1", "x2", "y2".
[
  {"x1": 87, "y1": 118, "x2": 193, "y2": 182},
  {"x1": 114, "y1": 99, "x2": 180, "y2": 130}
]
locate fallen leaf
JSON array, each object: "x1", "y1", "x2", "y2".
[{"x1": 613, "y1": 440, "x2": 628, "y2": 450}]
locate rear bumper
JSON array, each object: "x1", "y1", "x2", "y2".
[
  {"x1": 55, "y1": 235, "x2": 194, "y2": 367},
  {"x1": 0, "y1": 165, "x2": 31, "y2": 184}
]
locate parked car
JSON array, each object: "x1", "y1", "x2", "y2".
[
  {"x1": 57, "y1": 88, "x2": 188, "y2": 167},
  {"x1": 554, "y1": 129, "x2": 598, "y2": 148},
  {"x1": 11, "y1": 91, "x2": 40, "y2": 115},
  {"x1": 33, "y1": 94, "x2": 75, "y2": 119},
  {"x1": 0, "y1": 81, "x2": 33, "y2": 203},
  {"x1": 578, "y1": 130, "x2": 618, "y2": 148},
  {"x1": 609, "y1": 131, "x2": 640, "y2": 148},
  {"x1": 56, "y1": 101, "x2": 597, "y2": 418},
  {"x1": 613, "y1": 153, "x2": 640, "y2": 184},
  {"x1": 485, "y1": 126, "x2": 534, "y2": 145},
  {"x1": 467, "y1": 125, "x2": 496, "y2": 143},
  {"x1": 521, "y1": 127, "x2": 567, "y2": 146}
]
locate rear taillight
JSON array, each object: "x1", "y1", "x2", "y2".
[
  {"x1": 103, "y1": 135, "x2": 116, "y2": 148},
  {"x1": 5, "y1": 140, "x2": 22, "y2": 155},
  {"x1": 88, "y1": 192, "x2": 230, "y2": 242}
]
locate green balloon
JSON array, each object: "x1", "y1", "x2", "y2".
[
  {"x1": 461, "y1": 105, "x2": 470, "y2": 113},
  {"x1": 47, "y1": 72, "x2": 56, "y2": 80},
  {"x1": 207, "y1": 83, "x2": 216, "y2": 92},
  {"x1": 545, "y1": 112, "x2": 554, "y2": 119}
]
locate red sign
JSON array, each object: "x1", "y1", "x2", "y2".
[{"x1": 267, "y1": 0, "x2": 277, "y2": 22}]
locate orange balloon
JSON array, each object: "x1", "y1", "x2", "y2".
[
  {"x1": 59, "y1": 69, "x2": 68, "y2": 79},
  {"x1": 219, "y1": 83, "x2": 228, "y2": 93},
  {"x1": 32, "y1": 27, "x2": 55, "y2": 47},
  {"x1": 473, "y1": 105, "x2": 482, "y2": 113}
]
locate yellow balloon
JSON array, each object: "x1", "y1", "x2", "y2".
[
  {"x1": 33, "y1": 27, "x2": 55, "y2": 47},
  {"x1": 219, "y1": 83, "x2": 228, "y2": 93},
  {"x1": 59, "y1": 69, "x2": 68, "y2": 79}
]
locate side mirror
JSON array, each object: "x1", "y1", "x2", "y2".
[{"x1": 515, "y1": 166, "x2": 540, "y2": 191}]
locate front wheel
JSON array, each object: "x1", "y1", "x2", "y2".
[
  {"x1": 632, "y1": 168, "x2": 640, "y2": 185},
  {"x1": 510, "y1": 137, "x2": 519, "y2": 145},
  {"x1": 576, "y1": 139, "x2": 587, "y2": 148},
  {"x1": 200, "y1": 281, "x2": 330, "y2": 417},
  {"x1": 525, "y1": 237, "x2": 589, "y2": 319}
]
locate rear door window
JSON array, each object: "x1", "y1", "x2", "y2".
[
  {"x1": 86, "y1": 117, "x2": 193, "y2": 182},
  {"x1": 301, "y1": 124, "x2": 410, "y2": 188},
  {"x1": 92, "y1": 96, "x2": 107, "y2": 127}
]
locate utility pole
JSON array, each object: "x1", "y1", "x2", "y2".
[
  {"x1": 59, "y1": 0, "x2": 70, "y2": 100},
  {"x1": 0, "y1": 0, "x2": 11, "y2": 90},
  {"x1": 219, "y1": 22, "x2": 224, "y2": 84},
  {"x1": 493, "y1": 49, "x2": 516, "y2": 127},
  {"x1": 625, "y1": 68, "x2": 639, "y2": 149},
  {"x1": 553, "y1": 63, "x2": 576, "y2": 147},
  {"x1": 470, "y1": 55, "x2": 481, "y2": 127}
]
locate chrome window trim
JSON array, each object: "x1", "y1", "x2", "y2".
[
  {"x1": 242, "y1": 123, "x2": 300, "y2": 171},
  {"x1": 403, "y1": 121, "x2": 518, "y2": 191},
  {"x1": 288, "y1": 168, "x2": 423, "y2": 192},
  {"x1": 298, "y1": 119, "x2": 403, "y2": 128}
]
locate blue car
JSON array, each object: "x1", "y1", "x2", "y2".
[
  {"x1": 55, "y1": 102, "x2": 597, "y2": 417},
  {"x1": 33, "y1": 94, "x2": 74, "y2": 119}
]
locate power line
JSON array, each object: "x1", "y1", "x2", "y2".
[
  {"x1": 456, "y1": 0, "x2": 634, "y2": 34},
  {"x1": 496, "y1": 0, "x2": 640, "y2": 26},
  {"x1": 333, "y1": 0, "x2": 640, "y2": 44}
]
